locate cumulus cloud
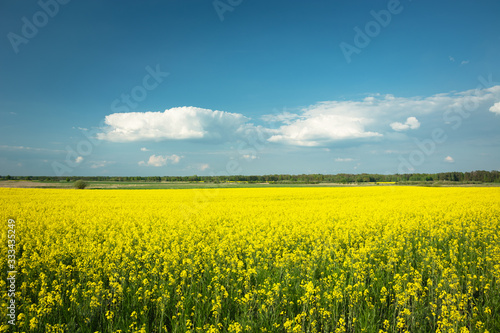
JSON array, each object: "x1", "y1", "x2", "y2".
[
  {"x1": 489, "y1": 102, "x2": 500, "y2": 115},
  {"x1": 75, "y1": 156, "x2": 84, "y2": 163},
  {"x1": 444, "y1": 156, "x2": 455, "y2": 163},
  {"x1": 268, "y1": 114, "x2": 382, "y2": 146},
  {"x1": 335, "y1": 158, "x2": 354, "y2": 162},
  {"x1": 265, "y1": 97, "x2": 391, "y2": 147},
  {"x1": 140, "y1": 147, "x2": 150, "y2": 151},
  {"x1": 390, "y1": 117, "x2": 420, "y2": 131},
  {"x1": 263, "y1": 85, "x2": 500, "y2": 146},
  {"x1": 198, "y1": 163, "x2": 210, "y2": 171},
  {"x1": 98, "y1": 106, "x2": 250, "y2": 142},
  {"x1": 460, "y1": 60, "x2": 469, "y2": 66},
  {"x1": 139, "y1": 154, "x2": 181, "y2": 167},
  {"x1": 95, "y1": 86, "x2": 500, "y2": 148}
]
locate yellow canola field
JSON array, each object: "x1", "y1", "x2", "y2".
[{"x1": 1, "y1": 187, "x2": 499, "y2": 333}]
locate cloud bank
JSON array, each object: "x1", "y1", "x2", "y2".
[
  {"x1": 98, "y1": 106, "x2": 250, "y2": 142},
  {"x1": 97, "y1": 86, "x2": 500, "y2": 147},
  {"x1": 264, "y1": 85, "x2": 500, "y2": 146}
]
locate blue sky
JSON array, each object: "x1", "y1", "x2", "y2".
[{"x1": 1, "y1": 0, "x2": 499, "y2": 176}]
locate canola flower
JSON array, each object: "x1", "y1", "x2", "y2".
[{"x1": 1, "y1": 187, "x2": 499, "y2": 332}]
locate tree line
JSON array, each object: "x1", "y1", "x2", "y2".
[{"x1": 1, "y1": 170, "x2": 499, "y2": 183}]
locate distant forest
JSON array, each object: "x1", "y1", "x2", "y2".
[{"x1": 2, "y1": 170, "x2": 500, "y2": 184}]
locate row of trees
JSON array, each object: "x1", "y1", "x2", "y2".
[{"x1": 2, "y1": 170, "x2": 500, "y2": 183}]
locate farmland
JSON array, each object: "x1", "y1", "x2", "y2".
[{"x1": 1, "y1": 187, "x2": 499, "y2": 332}]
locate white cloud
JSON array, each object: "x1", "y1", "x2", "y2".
[
  {"x1": 75, "y1": 156, "x2": 84, "y2": 163},
  {"x1": 489, "y1": 102, "x2": 500, "y2": 115},
  {"x1": 242, "y1": 154, "x2": 257, "y2": 160},
  {"x1": 139, "y1": 154, "x2": 181, "y2": 167},
  {"x1": 449, "y1": 56, "x2": 455, "y2": 62},
  {"x1": 263, "y1": 85, "x2": 500, "y2": 147},
  {"x1": 198, "y1": 163, "x2": 210, "y2": 171},
  {"x1": 335, "y1": 158, "x2": 354, "y2": 162},
  {"x1": 140, "y1": 147, "x2": 150, "y2": 151},
  {"x1": 90, "y1": 161, "x2": 115, "y2": 169},
  {"x1": 98, "y1": 106, "x2": 250, "y2": 142},
  {"x1": 268, "y1": 114, "x2": 382, "y2": 146},
  {"x1": 390, "y1": 117, "x2": 420, "y2": 131},
  {"x1": 444, "y1": 156, "x2": 455, "y2": 163},
  {"x1": 169, "y1": 155, "x2": 181, "y2": 164},
  {"x1": 96, "y1": 85, "x2": 500, "y2": 148}
]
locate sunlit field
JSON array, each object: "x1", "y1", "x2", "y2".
[{"x1": 1, "y1": 187, "x2": 499, "y2": 333}]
